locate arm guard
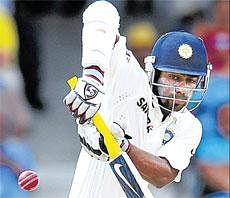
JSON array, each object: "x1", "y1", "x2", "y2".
[{"x1": 82, "y1": 1, "x2": 120, "y2": 72}]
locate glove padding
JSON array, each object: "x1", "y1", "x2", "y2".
[
  {"x1": 64, "y1": 77, "x2": 103, "y2": 124},
  {"x1": 79, "y1": 122, "x2": 109, "y2": 161},
  {"x1": 78, "y1": 121, "x2": 130, "y2": 162},
  {"x1": 110, "y1": 122, "x2": 130, "y2": 152}
]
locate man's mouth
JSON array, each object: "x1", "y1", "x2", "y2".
[{"x1": 175, "y1": 100, "x2": 186, "y2": 105}]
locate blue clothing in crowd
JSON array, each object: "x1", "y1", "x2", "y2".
[
  {"x1": 196, "y1": 75, "x2": 229, "y2": 198},
  {"x1": 0, "y1": 139, "x2": 35, "y2": 198}
]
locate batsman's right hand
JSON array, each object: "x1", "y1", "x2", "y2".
[{"x1": 63, "y1": 76, "x2": 103, "y2": 124}]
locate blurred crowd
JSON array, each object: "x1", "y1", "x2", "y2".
[
  {"x1": 0, "y1": 2, "x2": 36, "y2": 197},
  {"x1": 193, "y1": 1, "x2": 229, "y2": 197},
  {"x1": 126, "y1": 2, "x2": 229, "y2": 198},
  {"x1": 0, "y1": 0, "x2": 229, "y2": 198}
]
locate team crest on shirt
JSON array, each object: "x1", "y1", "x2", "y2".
[{"x1": 162, "y1": 129, "x2": 175, "y2": 145}]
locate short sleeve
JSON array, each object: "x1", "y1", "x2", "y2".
[{"x1": 156, "y1": 119, "x2": 202, "y2": 182}]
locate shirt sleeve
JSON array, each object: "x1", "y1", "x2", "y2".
[
  {"x1": 156, "y1": 118, "x2": 202, "y2": 182},
  {"x1": 81, "y1": 1, "x2": 120, "y2": 71}
]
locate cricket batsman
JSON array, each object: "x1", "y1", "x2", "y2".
[{"x1": 63, "y1": 1, "x2": 212, "y2": 197}]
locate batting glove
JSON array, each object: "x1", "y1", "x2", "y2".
[
  {"x1": 110, "y1": 122, "x2": 131, "y2": 152},
  {"x1": 64, "y1": 66, "x2": 104, "y2": 124},
  {"x1": 78, "y1": 122, "x2": 109, "y2": 161},
  {"x1": 78, "y1": 121, "x2": 131, "y2": 162}
]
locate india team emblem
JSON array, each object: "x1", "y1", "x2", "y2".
[
  {"x1": 178, "y1": 44, "x2": 193, "y2": 59},
  {"x1": 162, "y1": 130, "x2": 175, "y2": 145}
]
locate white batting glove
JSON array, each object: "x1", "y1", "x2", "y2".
[
  {"x1": 110, "y1": 122, "x2": 131, "y2": 152},
  {"x1": 78, "y1": 122, "x2": 109, "y2": 161},
  {"x1": 78, "y1": 122, "x2": 131, "y2": 162},
  {"x1": 64, "y1": 75, "x2": 104, "y2": 124}
]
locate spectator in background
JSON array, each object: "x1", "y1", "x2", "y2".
[
  {"x1": 193, "y1": 0, "x2": 229, "y2": 74},
  {"x1": 175, "y1": 9, "x2": 205, "y2": 32},
  {"x1": 0, "y1": 5, "x2": 17, "y2": 68},
  {"x1": 125, "y1": 0, "x2": 155, "y2": 16},
  {"x1": 0, "y1": 111, "x2": 35, "y2": 198},
  {"x1": 126, "y1": 21, "x2": 158, "y2": 69},
  {"x1": 14, "y1": 1, "x2": 46, "y2": 110},
  {"x1": 192, "y1": 2, "x2": 229, "y2": 197},
  {"x1": 0, "y1": 6, "x2": 30, "y2": 136},
  {"x1": 0, "y1": 7, "x2": 36, "y2": 197},
  {"x1": 195, "y1": 70, "x2": 229, "y2": 198},
  {"x1": 14, "y1": 0, "x2": 87, "y2": 110},
  {"x1": 58, "y1": 0, "x2": 86, "y2": 17}
]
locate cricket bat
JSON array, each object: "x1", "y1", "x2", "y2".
[{"x1": 67, "y1": 76, "x2": 153, "y2": 198}]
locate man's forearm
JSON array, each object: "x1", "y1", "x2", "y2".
[{"x1": 127, "y1": 143, "x2": 178, "y2": 188}]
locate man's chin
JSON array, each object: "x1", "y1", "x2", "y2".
[
  {"x1": 174, "y1": 104, "x2": 185, "y2": 111},
  {"x1": 160, "y1": 99, "x2": 186, "y2": 112}
]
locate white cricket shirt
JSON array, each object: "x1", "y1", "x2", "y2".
[{"x1": 68, "y1": 37, "x2": 202, "y2": 198}]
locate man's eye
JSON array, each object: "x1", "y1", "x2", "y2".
[
  {"x1": 191, "y1": 80, "x2": 196, "y2": 84},
  {"x1": 169, "y1": 75, "x2": 179, "y2": 81},
  {"x1": 188, "y1": 79, "x2": 197, "y2": 84}
]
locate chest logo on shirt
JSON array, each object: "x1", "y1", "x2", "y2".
[
  {"x1": 137, "y1": 97, "x2": 149, "y2": 114},
  {"x1": 162, "y1": 130, "x2": 175, "y2": 145},
  {"x1": 137, "y1": 98, "x2": 153, "y2": 133}
]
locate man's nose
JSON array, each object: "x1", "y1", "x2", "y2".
[{"x1": 175, "y1": 81, "x2": 188, "y2": 95}]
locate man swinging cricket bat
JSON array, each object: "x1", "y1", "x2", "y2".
[{"x1": 64, "y1": 1, "x2": 211, "y2": 197}]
